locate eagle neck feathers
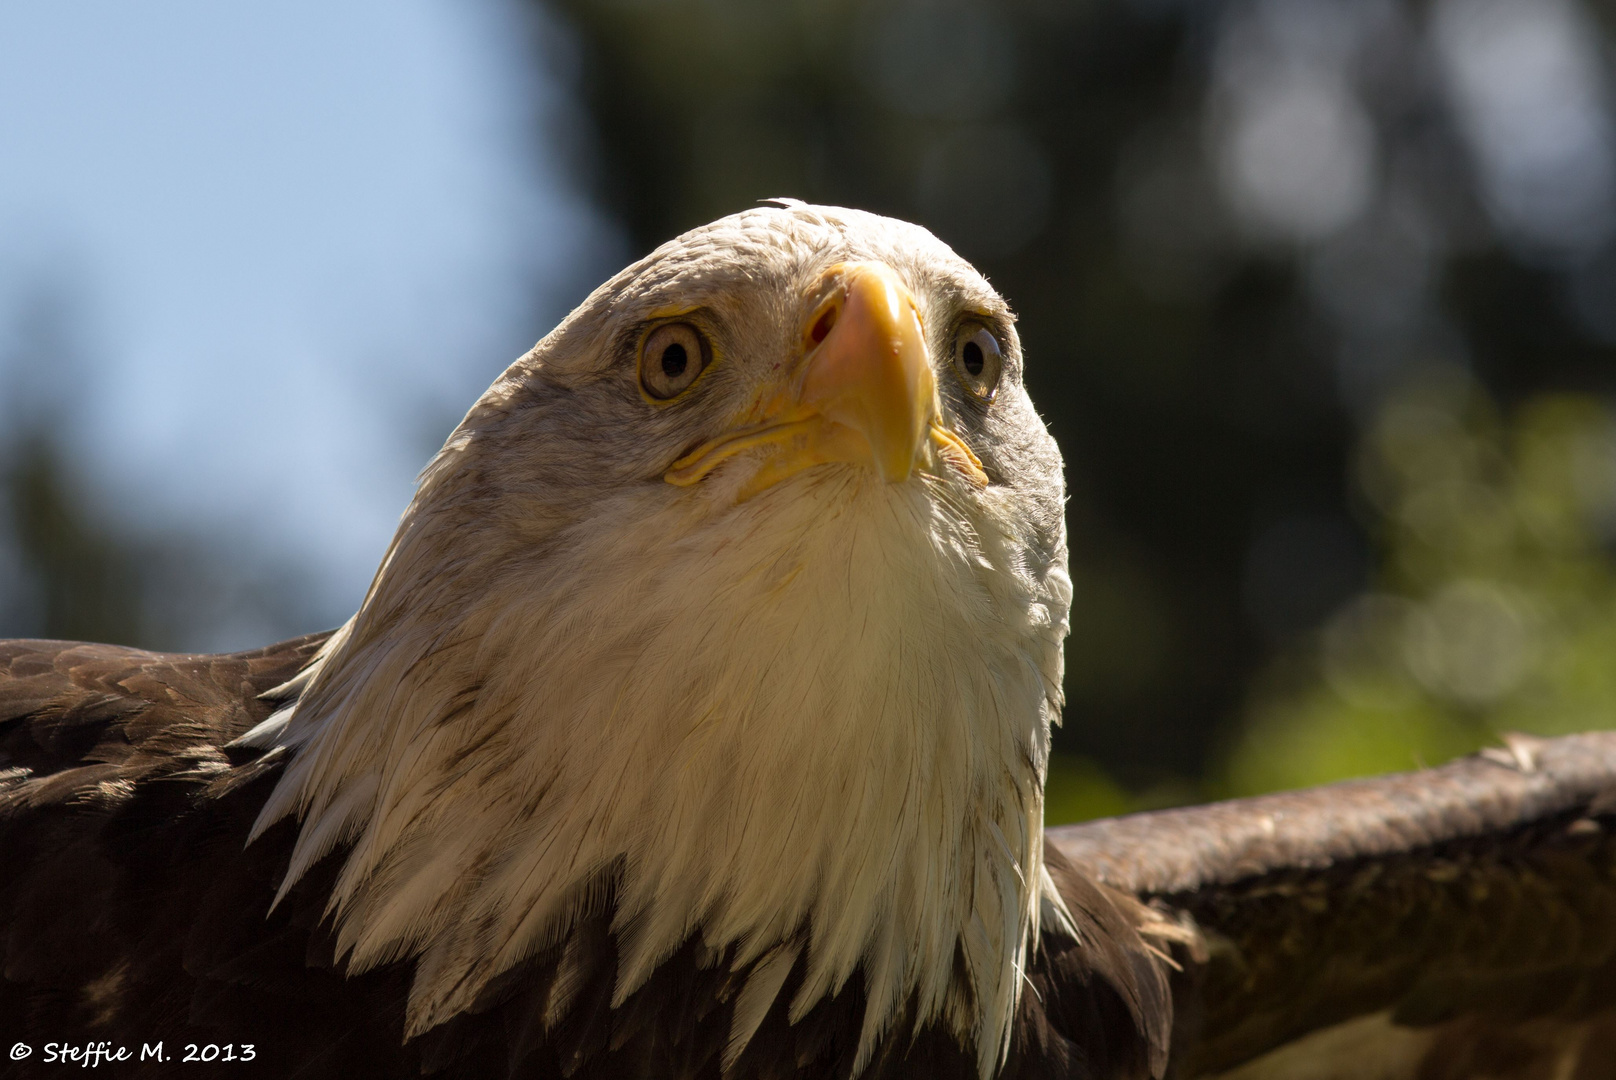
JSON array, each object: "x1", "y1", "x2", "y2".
[{"x1": 247, "y1": 415, "x2": 1070, "y2": 1078}]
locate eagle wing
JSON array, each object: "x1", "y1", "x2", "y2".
[
  {"x1": 1048, "y1": 731, "x2": 1616, "y2": 1078},
  {"x1": 0, "y1": 633, "x2": 329, "y2": 785},
  {"x1": 0, "y1": 633, "x2": 1169, "y2": 1079},
  {"x1": 11, "y1": 634, "x2": 1616, "y2": 1078},
  {"x1": 0, "y1": 634, "x2": 368, "y2": 1073}
]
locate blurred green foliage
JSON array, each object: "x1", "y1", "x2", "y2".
[
  {"x1": 1050, "y1": 373, "x2": 1616, "y2": 820},
  {"x1": 0, "y1": 294, "x2": 156, "y2": 646},
  {"x1": 1222, "y1": 372, "x2": 1616, "y2": 796},
  {"x1": 2, "y1": 433, "x2": 151, "y2": 645},
  {"x1": 1043, "y1": 756, "x2": 1133, "y2": 826}
]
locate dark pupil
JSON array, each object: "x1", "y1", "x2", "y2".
[
  {"x1": 962, "y1": 340, "x2": 985, "y2": 377},
  {"x1": 661, "y1": 342, "x2": 689, "y2": 379}
]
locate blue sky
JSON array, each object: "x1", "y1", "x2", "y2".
[{"x1": 0, "y1": 0, "x2": 616, "y2": 634}]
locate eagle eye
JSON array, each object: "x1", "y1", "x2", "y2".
[
  {"x1": 640, "y1": 322, "x2": 709, "y2": 400},
  {"x1": 953, "y1": 324, "x2": 1003, "y2": 401}
]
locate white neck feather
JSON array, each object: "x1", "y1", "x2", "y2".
[{"x1": 246, "y1": 448, "x2": 1070, "y2": 1078}]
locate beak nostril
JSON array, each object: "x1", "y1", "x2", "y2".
[{"x1": 810, "y1": 306, "x2": 837, "y2": 345}]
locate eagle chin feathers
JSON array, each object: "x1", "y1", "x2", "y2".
[{"x1": 239, "y1": 212, "x2": 1073, "y2": 1078}]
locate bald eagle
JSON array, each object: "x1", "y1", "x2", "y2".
[{"x1": 3, "y1": 204, "x2": 1615, "y2": 1079}]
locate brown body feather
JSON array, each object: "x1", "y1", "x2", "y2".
[
  {"x1": 9, "y1": 635, "x2": 1616, "y2": 1077},
  {"x1": 0, "y1": 636, "x2": 1168, "y2": 1079}
]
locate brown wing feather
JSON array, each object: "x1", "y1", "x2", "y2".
[
  {"x1": 0, "y1": 633, "x2": 330, "y2": 784},
  {"x1": 0, "y1": 634, "x2": 362, "y2": 1075},
  {"x1": 1048, "y1": 732, "x2": 1616, "y2": 1077},
  {"x1": 19, "y1": 630, "x2": 1612, "y2": 1079},
  {"x1": 1, "y1": 632, "x2": 1171, "y2": 1079},
  {"x1": 1012, "y1": 844, "x2": 1179, "y2": 1080}
]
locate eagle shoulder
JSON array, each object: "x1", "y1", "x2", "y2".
[
  {"x1": 0, "y1": 633, "x2": 421, "y2": 1077},
  {"x1": 0, "y1": 632, "x2": 331, "y2": 796}
]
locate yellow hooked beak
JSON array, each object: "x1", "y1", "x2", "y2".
[{"x1": 664, "y1": 261, "x2": 986, "y2": 498}]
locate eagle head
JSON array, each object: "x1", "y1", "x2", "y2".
[{"x1": 244, "y1": 202, "x2": 1072, "y2": 1078}]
